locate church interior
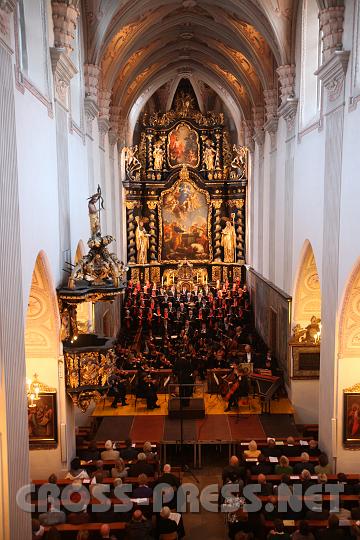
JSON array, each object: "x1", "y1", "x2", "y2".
[{"x1": 1, "y1": 0, "x2": 360, "y2": 538}]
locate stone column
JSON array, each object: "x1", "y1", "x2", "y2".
[
  {"x1": 315, "y1": 16, "x2": 349, "y2": 467},
  {"x1": 147, "y1": 201, "x2": 158, "y2": 263},
  {"x1": 97, "y1": 86, "x2": 111, "y2": 232},
  {"x1": 109, "y1": 105, "x2": 121, "y2": 241},
  {"x1": 50, "y1": 0, "x2": 79, "y2": 279},
  {"x1": 212, "y1": 200, "x2": 223, "y2": 262},
  {"x1": 84, "y1": 63, "x2": 100, "y2": 193},
  {"x1": 264, "y1": 88, "x2": 279, "y2": 283},
  {"x1": 0, "y1": 3, "x2": 31, "y2": 538},
  {"x1": 277, "y1": 65, "x2": 298, "y2": 292},
  {"x1": 252, "y1": 106, "x2": 265, "y2": 275},
  {"x1": 242, "y1": 120, "x2": 254, "y2": 265}
]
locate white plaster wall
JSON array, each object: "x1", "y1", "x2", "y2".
[
  {"x1": 274, "y1": 121, "x2": 286, "y2": 288},
  {"x1": 262, "y1": 133, "x2": 271, "y2": 279},
  {"x1": 68, "y1": 130, "x2": 89, "y2": 256},
  {"x1": 290, "y1": 379, "x2": 319, "y2": 424}
]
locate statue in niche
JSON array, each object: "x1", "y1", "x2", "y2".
[
  {"x1": 221, "y1": 220, "x2": 236, "y2": 263},
  {"x1": 124, "y1": 145, "x2": 142, "y2": 180},
  {"x1": 88, "y1": 185, "x2": 104, "y2": 237},
  {"x1": 135, "y1": 216, "x2": 150, "y2": 265},
  {"x1": 203, "y1": 138, "x2": 216, "y2": 171},
  {"x1": 231, "y1": 145, "x2": 247, "y2": 178},
  {"x1": 153, "y1": 139, "x2": 165, "y2": 170}
]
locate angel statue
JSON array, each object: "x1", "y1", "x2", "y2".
[
  {"x1": 203, "y1": 139, "x2": 216, "y2": 171},
  {"x1": 88, "y1": 185, "x2": 104, "y2": 237},
  {"x1": 221, "y1": 220, "x2": 236, "y2": 263},
  {"x1": 153, "y1": 139, "x2": 165, "y2": 171},
  {"x1": 231, "y1": 145, "x2": 247, "y2": 178},
  {"x1": 135, "y1": 216, "x2": 150, "y2": 265},
  {"x1": 124, "y1": 145, "x2": 142, "y2": 180}
]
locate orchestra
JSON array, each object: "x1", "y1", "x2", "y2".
[{"x1": 108, "y1": 278, "x2": 282, "y2": 411}]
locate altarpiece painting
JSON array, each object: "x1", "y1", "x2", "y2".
[
  {"x1": 159, "y1": 172, "x2": 211, "y2": 263},
  {"x1": 168, "y1": 122, "x2": 200, "y2": 168}
]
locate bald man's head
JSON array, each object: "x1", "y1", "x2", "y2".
[
  {"x1": 258, "y1": 474, "x2": 266, "y2": 484},
  {"x1": 100, "y1": 524, "x2": 110, "y2": 537},
  {"x1": 133, "y1": 509, "x2": 143, "y2": 522},
  {"x1": 230, "y1": 455, "x2": 239, "y2": 466}
]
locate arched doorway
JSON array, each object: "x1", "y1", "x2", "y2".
[
  {"x1": 291, "y1": 240, "x2": 321, "y2": 423},
  {"x1": 25, "y1": 251, "x2": 74, "y2": 477},
  {"x1": 336, "y1": 258, "x2": 360, "y2": 471}
]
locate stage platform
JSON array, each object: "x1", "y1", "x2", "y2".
[
  {"x1": 91, "y1": 412, "x2": 299, "y2": 467},
  {"x1": 92, "y1": 393, "x2": 294, "y2": 417}
]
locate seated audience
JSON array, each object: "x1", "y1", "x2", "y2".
[
  {"x1": 38, "y1": 503, "x2": 66, "y2": 526},
  {"x1": 308, "y1": 440, "x2": 321, "y2": 457},
  {"x1": 143, "y1": 441, "x2": 156, "y2": 460},
  {"x1": 299, "y1": 469, "x2": 315, "y2": 492},
  {"x1": 101, "y1": 439, "x2": 120, "y2": 460},
  {"x1": 121, "y1": 438, "x2": 141, "y2": 460},
  {"x1": 82, "y1": 439, "x2": 100, "y2": 461},
  {"x1": 157, "y1": 464, "x2": 180, "y2": 489},
  {"x1": 250, "y1": 453, "x2": 273, "y2": 475},
  {"x1": 292, "y1": 520, "x2": 315, "y2": 540},
  {"x1": 262, "y1": 438, "x2": 282, "y2": 458},
  {"x1": 275, "y1": 456, "x2": 293, "y2": 475},
  {"x1": 320, "y1": 514, "x2": 345, "y2": 540},
  {"x1": 267, "y1": 519, "x2": 291, "y2": 540},
  {"x1": 283, "y1": 437, "x2": 300, "y2": 457},
  {"x1": 125, "y1": 509, "x2": 153, "y2": 539},
  {"x1": 314, "y1": 453, "x2": 332, "y2": 475},
  {"x1": 96, "y1": 523, "x2": 117, "y2": 540},
  {"x1": 132, "y1": 474, "x2": 153, "y2": 499},
  {"x1": 111, "y1": 458, "x2": 128, "y2": 478},
  {"x1": 65, "y1": 457, "x2": 89, "y2": 480},
  {"x1": 91, "y1": 459, "x2": 107, "y2": 478},
  {"x1": 91, "y1": 471, "x2": 108, "y2": 499},
  {"x1": 48, "y1": 473, "x2": 57, "y2": 484},
  {"x1": 243, "y1": 440, "x2": 261, "y2": 459},
  {"x1": 292, "y1": 452, "x2": 315, "y2": 475},
  {"x1": 257, "y1": 473, "x2": 273, "y2": 495},
  {"x1": 130, "y1": 453, "x2": 155, "y2": 477},
  {"x1": 155, "y1": 506, "x2": 184, "y2": 538},
  {"x1": 222, "y1": 455, "x2": 245, "y2": 484},
  {"x1": 337, "y1": 473, "x2": 355, "y2": 495}
]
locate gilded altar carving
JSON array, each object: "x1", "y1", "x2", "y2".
[
  {"x1": 147, "y1": 201, "x2": 158, "y2": 210},
  {"x1": 124, "y1": 145, "x2": 142, "y2": 181},
  {"x1": 68, "y1": 186, "x2": 126, "y2": 289},
  {"x1": 291, "y1": 316, "x2": 321, "y2": 344},
  {"x1": 231, "y1": 145, "x2": 248, "y2": 180},
  {"x1": 150, "y1": 266, "x2": 160, "y2": 284},
  {"x1": 212, "y1": 266, "x2": 222, "y2": 282},
  {"x1": 135, "y1": 217, "x2": 150, "y2": 265}
]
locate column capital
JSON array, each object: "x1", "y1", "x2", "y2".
[
  {"x1": 51, "y1": 0, "x2": 79, "y2": 55},
  {"x1": 84, "y1": 63, "x2": 101, "y2": 101},
  {"x1": 264, "y1": 88, "x2": 279, "y2": 134},
  {"x1": 319, "y1": 6, "x2": 345, "y2": 63},
  {"x1": 50, "y1": 47, "x2": 77, "y2": 107},
  {"x1": 252, "y1": 105, "x2": 265, "y2": 146},
  {"x1": 277, "y1": 64, "x2": 296, "y2": 104},
  {"x1": 108, "y1": 105, "x2": 121, "y2": 146},
  {"x1": 242, "y1": 119, "x2": 254, "y2": 153},
  {"x1": 315, "y1": 49, "x2": 350, "y2": 104},
  {"x1": 0, "y1": 0, "x2": 16, "y2": 13}
]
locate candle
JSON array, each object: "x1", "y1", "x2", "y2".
[
  {"x1": 172, "y1": 274, "x2": 175, "y2": 284},
  {"x1": 161, "y1": 275, "x2": 164, "y2": 287}
]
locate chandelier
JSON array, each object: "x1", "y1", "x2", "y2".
[{"x1": 27, "y1": 373, "x2": 40, "y2": 408}]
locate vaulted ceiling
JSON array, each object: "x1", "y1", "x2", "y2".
[{"x1": 83, "y1": 0, "x2": 299, "y2": 137}]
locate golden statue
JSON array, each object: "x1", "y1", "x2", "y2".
[
  {"x1": 221, "y1": 220, "x2": 236, "y2": 263},
  {"x1": 124, "y1": 145, "x2": 141, "y2": 180},
  {"x1": 203, "y1": 139, "x2": 216, "y2": 171},
  {"x1": 135, "y1": 217, "x2": 150, "y2": 265},
  {"x1": 88, "y1": 185, "x2": 103, "y2": 236},
  {"x1": 153, "y1": 139, "x2": 165, "y2": 170},
  {"x1": 231, "y1": 145, "x2": 247, "y2": 178}
]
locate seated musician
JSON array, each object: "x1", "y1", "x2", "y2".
[
  {"x1": 225, "y1": 366, "x2": 250, "y2": 412},
  {"x1": 240, "y1": 344, "x2": 255, "y2": 364},
  {"x1": 108, "y1": 372, "x2": 128, "y2": 408}
]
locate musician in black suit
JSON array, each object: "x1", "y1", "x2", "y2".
[
  {"x1": 225, "y1": 367, "x2": 249, "y2": 412},
  {"x1": 108, "y1": 373, "x2": 128, "y2": 408}
]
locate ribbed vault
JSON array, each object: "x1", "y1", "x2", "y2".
[{"x1": 83, "y1": 0, "x2": 302, "y2": 140}]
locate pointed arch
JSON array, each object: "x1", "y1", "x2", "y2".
[
  {"x1": 293, "y1": 240, "x2": 321, "y2": 327},
  {"x1": 25, "y1": 251, "x2": 60, "y2": 359},
  {"x1": 338, "y1": 258, "x2": 360, "y2": 358}
]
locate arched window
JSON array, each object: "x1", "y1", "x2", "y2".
[
  {"x1": 17, "y1": 0, "x2": 51, "y2": 97},
  {"x1": 300, "y1": 0, "x2": 322, "y2": 127}
]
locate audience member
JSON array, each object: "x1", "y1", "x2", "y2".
[
  {"x1": 111, "y1": 458, "x2": 128, "y2": 478},
  {"x1": 283, "y1": 437, "x2": 300, "y2": 458},
  {"x1": 222, "y1": 456, "x2": 245, "y2": 484},
  {"x1": 121, "y1": 438, "x2": 141, "y2": 460},
  {"x1": 32, "y1": 519, "x2": 45, "y2": 540},
  {"x1": 257, "y1": 473, "x2": 273, "y2": 495},
  {"x1": 82, "y1": 439, "x2": 100, "y2": 461},
  {"x1": 101, "y1": 440, "x2": 120, "y2": 461},
  {"x1": 142, "y1": 441, "x2": 155, "y2": 460},
  {"x1": 320, "y1": 514, "x2": 345, "y2": 540},
  {"x1": 130, "y1": 453, "x2": 155, "y2": 477},
  {"x1": 308, "y1": 440, "x2": 321, "y2": 457},
  {"x1": 125, "y1": 509, "x2": 153, "y2": 539},
  {"x1": 275, "y1": 456, "x2": 293, "y2": 475},
  {"x1": 244, "y1": 440, "x2": 261, "y2": 459},
  {"x1": 155, "y1": 506, "x2": 184, "y2": 538},
  {"x1": 250, "y1": 453, "x2": 273, "y2": 475},
  {"x1": 292, "y1": 520, "x2": 315, "y2": 540},
  {"x1": 132, "y1": 474, "x2": 153, "y2": 498},
  {"x1": 267, "y1": 519, "x2": 291, "y2": 540},
  {"x1": 262, "y1": 438, "x2": 281, "y2": 458},
  {"x1": 292, "y1": 452, "x2": 315, "y2": 475},
  {"x1": 314, "y1": 454, "x2": 332, "y2": 475},
  {"x1": 65, "y1": 457, "x2": 89, "y2": 480}
]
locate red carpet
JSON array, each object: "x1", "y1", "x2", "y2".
[
  {"x1": 130, "y1": 415, "x2": 165, "y2": 442},
  {"x1": 227, "y1": 414, "x2": 265, "y2": 440},
  {"x1": 196, "y1": 415, "x2": 232, "y2": 442}
]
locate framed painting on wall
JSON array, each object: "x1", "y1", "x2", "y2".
[
  {"x1": 28, "y1": 392, "x2": 57, "y2": 448},
  {"x1": 167, "y1": 122, "x2": 200, "y2": 168},
  {"x1": 343, "y1": 388, "x2": 360, "y2": 446}
]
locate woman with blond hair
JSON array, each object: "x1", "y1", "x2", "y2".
[
  {"x1": 111, "y1": 458, "x2": 128, "y2": 478},
  {"x1": 275, "y1": 455, "x2": 293, "y2": 475},
  {"x1": 243, "y1": 440, "x2": 261, "y2": 459}
]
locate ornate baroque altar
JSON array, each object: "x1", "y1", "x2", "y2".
[{"x1": 124, "y1": 92, "x2": 248, "y2": 285}]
